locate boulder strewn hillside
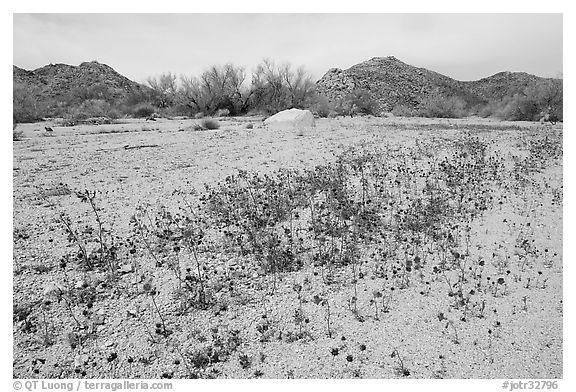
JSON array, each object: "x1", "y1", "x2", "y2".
[
  {"x1": 13, "y1": 61, "x2": 152, "y2": 104},
  {"x1": 316, "y1": 56, "x2": 561, "y2": 112},
  {"x1": 462, "y1": 71, "x2": 545, "y2": 101}
]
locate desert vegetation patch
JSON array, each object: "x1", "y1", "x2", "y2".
[{"x1": 13, "y1": 116, "x2": 562, "y2": 378}]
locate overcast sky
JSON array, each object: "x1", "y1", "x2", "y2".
[{"x1": 13, "y1": 13, "x2": 562, "y2": 84}]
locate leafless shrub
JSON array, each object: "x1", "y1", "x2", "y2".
[
  {"x1": 201, "y1": 118, "x2": 220, "y2": 130},
  {"x1": 180, "y1": 64, "x2": 250, "y2": 116},
  {"x1": 13, "y1": 124, "x2": 24, "y2": 141},
  {"x1": 478, "y1": 80, "x2": 562, "y2": 122},
  {"x1": 418, "y1": 90, "x2": 466, "y2": 118},
  {"x1": 147, "y1": 73, "x2": 178, "y2": 108},
  {"x1": 216, "y1": 108, "x2": 230, "y2": 117}
]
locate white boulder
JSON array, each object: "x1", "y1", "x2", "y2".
[{"x1": 264, "y1": 108, "x2": 316, "y2": 129}]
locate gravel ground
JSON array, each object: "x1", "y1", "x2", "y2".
[{"x1": 12, "y1": 116, "x2": 562, "y2": 379}]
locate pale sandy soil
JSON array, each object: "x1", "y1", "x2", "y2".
[{"x1": 13, "y1": 116, "x2": 562, "y2": 379}]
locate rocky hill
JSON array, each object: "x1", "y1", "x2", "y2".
[
  {"x1": 316, "y1": 56, "x2": 560, "y2": 112},
  {"x1": 13, "y1": 61, "x2": 152, "y2": 104},
  {"x1": 462, "y1": 71, "x2": 545, "y2": 101},
  {"x1": 13, "y1": 58, "x2": 561, "y2": 119}
]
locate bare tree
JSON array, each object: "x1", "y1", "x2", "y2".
[
  {"x1": 179, "y1": 63, "x2": 251, "y2": 115},
  {"x1": 250, "y1": 59, "x2": 316, "y2": 113},
  {"x1": 251, "y1": 59, "x2": 286, "y2": 113},
  {"x1": 279, "y1": 63, "x2": 316, "y2": 108},
  {"x1": 147, "y1": 73, "x2": 177, "y2": 108}
]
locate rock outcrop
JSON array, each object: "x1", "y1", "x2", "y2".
[
  {"x1": 316, "y1": 56, "x2": 560, "y2": 113},
  {"x1": 13, "y1": 61, "x2": 152, "y2": 104},
  {"x1": 463, "y1": 71, "x2": 545, "y2": 101}
]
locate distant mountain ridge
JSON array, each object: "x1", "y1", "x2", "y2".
[
  {"x1": 316, "y1": 56, "x2": 560, "y2": 112},
  {"x1": 13, "y1": 61, "x2": 151, "y2": 103}
]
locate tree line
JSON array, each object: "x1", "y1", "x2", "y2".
[{"x1": 145, "y1": 59, "x2": 316, "y2": 117}]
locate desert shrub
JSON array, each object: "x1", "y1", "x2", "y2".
[
  {"x1": 13, "y1": 83, "x2": 45, "y2": 123},
  {"x1": 194, "y1": 112, "x2": 205, "y2": 119},
  {"x1": 156, "y1": 106, "x2": 183, "y2": 119},
  {"x1": 347, "y1": 88, "x2": 379, "y2": 116},
  {"x1": 317, "y1": 97, "x2": 348, "y2": 118},
  {"x1": 478, "y1": 79, "x2": 562, "y2": 122},
  {"x1": 122, "y1": 89, "x2": 153, "y2": 107},
  {"x1": 482, "y1": 94, "x2": 542, "y2": 122},
  {"x1": 307, "y1": 92, "x2": 377, "y2": 118},
  {"x1": 67, "y1": 99, "x2": 118, "y2": 122},
  {"x1": 65, "y1": 83, "x2": 121, "y2": 107},
  {"x1": 309, "y1": 94, "x2": 332, "y2": 118},
  {"x1": 58, "y1": 118, "x2": 78, "y2": 127},
  {"x1": 418, "y1": 91, "x2": 466, "y2": 118},
  {"x1": 13, "y1": 124, "x2": 24, "y2": 141},
  {"x1": 496, "y1": 94, "x2": 539, "y2": 121},
  {"x1": 82, "y1": 117, "x2": 114, "y2": 125},
  {"x1": 472, "y1": 101, "x2": 495, "y2": 118},
  {"x1": 525, "y1": 80, "x2": 562, "y2": 122},
  {"x1": 63, "y1": 83, "x2": 119, "y2": 107},
  {"x1": 201, "y1": 118, "x2": 220, "y2": 130},
  {"x1": 216, "y1": 108, "x2": 230, "y2": 117},
  {"x1": 107, "y1": 107, "x2": 122, "y2": 120},
  {"x1": 321, "y1": 89, "x2": 379, "y2": 117},
  {"x1": 391, "y1": 105, "x2": 418, "y2": 117},
  {"x1": 132, "y1": 104, "x2": 156, "y2": 118},
  {"x1": 161, "y1": 102, "x2": 194, "y2": 117}
]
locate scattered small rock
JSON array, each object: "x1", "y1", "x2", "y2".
[
  {"x1": 74, "y1": 354, "x2": 89, "y2": 368},
  {"x1": 119, "y1": 264, "x2": 134, "y2": 274}
]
